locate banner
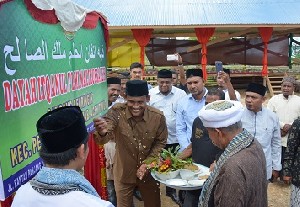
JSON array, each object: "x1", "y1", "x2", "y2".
[{"x1": 0, "y1": 1, "x2": 107, "y2": 200}]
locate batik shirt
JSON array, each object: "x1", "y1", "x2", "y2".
[{"x1": 283, "y1": 117, "x2": 300, "y2": 187}]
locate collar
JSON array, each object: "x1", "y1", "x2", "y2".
[
  {"x1": 154, "y1": 86, "x2": 175, "y2": 95},
  {"x1": 246, "y1": 107, "x2": 264, "y2": 116},
  {"x1": 282, "y1": 94, "x2": 295, "y2": 100},
  {"x1": 188, "y1": 87, "x2": 208, "y2": 101},
  {"x1": 125, "y1": 105, "x2": 149, "y2": 122}
]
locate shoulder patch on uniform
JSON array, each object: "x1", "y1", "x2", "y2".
[
  {"x1": 111, "y1": 103, "x2": 126, "y2": 110},
  {"x1": 147, "y1": 106, "x2": 164, "y2": 115}
]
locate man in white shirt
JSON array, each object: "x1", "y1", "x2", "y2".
[
  {"x1": 149, "y1": 69, "x2": 186, "y2": 205},
  {"x1": 267, "y1": 76, "x2": 300, "y2": 180},
  {"x1": 129, "y1": 62, "x2": 152, "y2": 90},
  {"x1": 241, "y1": 83, "x2": 282, "y2": 181},
  {"x1": 216, "y1": 69, "x2": 241, "y2": 101}
]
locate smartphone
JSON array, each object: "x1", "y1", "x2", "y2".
[
  {"x1": 167, "y1": 54, "x2": 178, "y2": 61},
  {"x1": 215, "y1": 61, "x2": 223, "y2": 73}
]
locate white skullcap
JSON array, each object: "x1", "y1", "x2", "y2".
[{"x1": 198, "y1": 100, "x2": 244, "y2": 128}]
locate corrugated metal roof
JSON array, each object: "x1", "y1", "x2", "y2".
[{"x1": 72, "y1": 0, "x2": 300, "y2": 27}]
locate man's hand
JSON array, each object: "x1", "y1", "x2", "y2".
[
  {"x1": 283, "y1": 176, "x2": 292, "y2": 185},
  {"x1": 177, "y1": 144, "x2": 192, "y2": 160},
  {"x1": 282, "y1": 124, "x2": 292, "y2": 133},
  {"x1": 209, "y1": 161, "x2": 216, "y2": 172},
  {"x1": 93, "y1": 117, "x2": 108, "y2": 136},
  {"x1": 174, "y1": 53, "x2": 182, "y2": 64},
  {"x1": 136, "y1": 163, "x2": 148, "y2": 180},
  {"x1": 280, "y1": 129, "x2": 288, "y2": 137},
  {"x1": 217, "y1": 71, "x2": 230, "y2": 84}
]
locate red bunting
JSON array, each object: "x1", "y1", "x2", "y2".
[
  {"x1": 0, "y1": 195, "x2": 13, "y2": 207},
  {"x1": 258, "y1": 27, "x2": 273, "y2": 76},
  {"x1": 195, "y1": 28, "x2": 215, "y2": 80},
  {"x1": 84, "y1": 133, "x2": 108, "y2": 200},
  {"x1": 132, "y1": 29, "x2": 153, "y2": 70}
]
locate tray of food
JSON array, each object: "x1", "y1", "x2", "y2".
[{"x1": 145, "y1": 147, "x2": 211, "y2": 190}]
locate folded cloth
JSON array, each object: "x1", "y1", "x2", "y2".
[{"x1": 30, "y1": 167, "x2": 99, "y2": 197}]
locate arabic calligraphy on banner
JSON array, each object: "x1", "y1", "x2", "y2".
[
  {"x1": 4, "y1": 37, "x2": 105, "y2": 76},
  {"x1": 0, "y1": 1, "x2": 108, "y2": 200},
  {"x1": 3, "y1": 68, "x2": 106, "y2": 112}
]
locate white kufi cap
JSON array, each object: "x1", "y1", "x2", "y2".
[{"x1": 198, "y1": 100, "x2": 244, "y2": 128}]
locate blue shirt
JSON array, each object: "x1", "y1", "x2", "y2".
[
  {"x1": 241, "y1": 107, "x2": 282, "y2": 179},
  {"x1": 176, "y1": 89, "x2": 207, "y2": 151}
]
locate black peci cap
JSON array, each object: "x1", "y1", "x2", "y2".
[
  {"x1": 186, "y1": 69, "x2": 203, "y2": 79},
  {"x1": 246, "y1": 83, "x2": 267, "y2": 96},
  {"x1": 126, "y1": 80, "x2": 149, "y2": 96},
  {"x1": 107, "y1": 77, "x2": 121, "y2": 84},
  {"x1": 36, "y1": 106, "x2": 88, "y2": 153},
  {"x1": 157, "y1": 69, "x2": 172, "y2": 78}
]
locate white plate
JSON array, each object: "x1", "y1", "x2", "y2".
[
  {"x1": 166, "y1": 179, "x2": 188, "y2": 186},
  {"x1": 198, "y1": 172, "x2": 211, "y2": 180},
  {"x1": 188, "y1": 179, "x2": 206, "y2": 186},
  {"x1": 180, "y1": 168, "x2": 202, "y2": 180},
  {"x1": 151, "y1": 163, "x2": 210, "y2": 190}
]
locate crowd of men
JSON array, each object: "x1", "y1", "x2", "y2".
[
  {"x1": 94, "y1": 58, "x2": 300, "y2": 207},
  {"x1": 12, "y1": 57, "x2": 300, "y2": 207}
]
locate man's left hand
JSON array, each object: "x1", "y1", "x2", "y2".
[{"x1": 137, "y1": 164, "x2": 148, "y2": 180}]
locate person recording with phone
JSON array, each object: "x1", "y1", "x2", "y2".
[
  {"x1": 168, "y1": 53, "x2": 188, "y2": 93},
  {"x1": 215, "y1": 61, "x2": 240, "y2": 101}
]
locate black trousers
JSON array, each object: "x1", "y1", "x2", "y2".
[{"x1": 183, "y1": 189, "x2": 202, "y2": 207}]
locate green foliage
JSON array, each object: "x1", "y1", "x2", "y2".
[
  {"x1": 292, "y1": 43, "x2": 300, "y2": 59},
  {"x1": 144, "y1": 146, "x2": 193, "y2": 173}
]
